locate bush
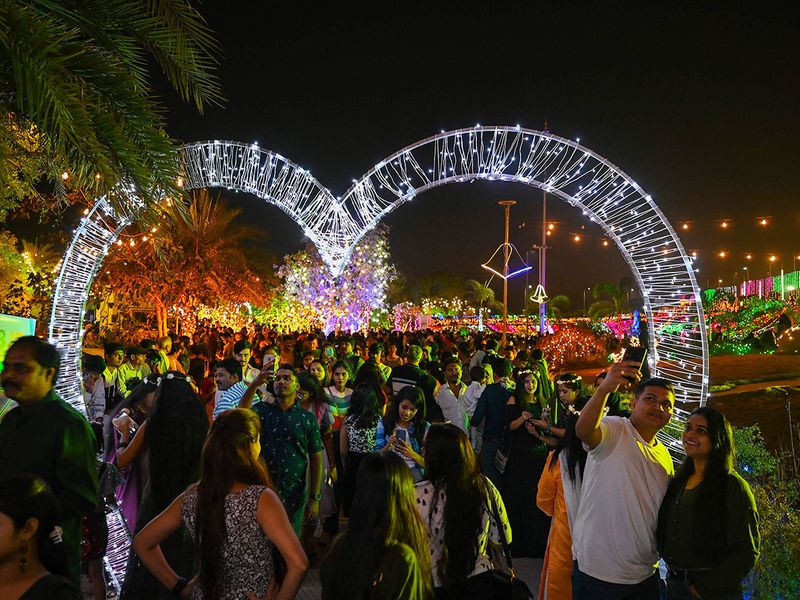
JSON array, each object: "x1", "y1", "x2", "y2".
[{"x1": 734, "y1": 426, "x2": 800, "y2": 599}]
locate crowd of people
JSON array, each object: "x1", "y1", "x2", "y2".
[{"x1": 0, "y1": 325, "x2": 761, "y2": 600}]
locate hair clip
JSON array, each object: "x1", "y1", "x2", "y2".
[
  {"x1": 156, "y1": 373, "x2": 192, "y2": 385},
  {"x1": 49, "y1": 526, "x2": 63, "y2": 544}
]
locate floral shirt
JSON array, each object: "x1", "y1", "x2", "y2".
[
  {"x1": 343, "y1": 414, "x2": 378, "y2": 453},
  {"x1": 251, "y1": 402, "x2": 322, "y2": 516}
]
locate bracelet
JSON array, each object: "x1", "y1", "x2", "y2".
[
  {"x1": 311, "y1": 491, "x2": 322, "y2": 501},
  {"x1": 172, "y1": 576, "x2": 188, "y2": 597}
]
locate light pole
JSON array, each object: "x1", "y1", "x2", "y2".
[
  {"x1": 583, "y1": 287, "x2": 591, "y2": 312},
  {"x1": 498, "y1": 200, "x2": 516, "y2": 347}
]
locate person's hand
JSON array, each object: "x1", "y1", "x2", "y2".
[
  {"x1": 520, "y1": 410, "x2": 534, "y2": 421},
  {"x1": 247, "y1": 576, "x2": 279, "y2": 600},
  {"x1": 253, "y1": 364, "x2": 273, "y2": 385},
  {"x1": 600, "y1": 360, "x2": 643, "y2": 392},
  {"x1": 382, "y1": 433, "x2": 396, "y2": 454},
  {"x1": 305, "y1": 498, "x2": 320, "y2": 521},
  {"x1": 329, "y1": 465, "x2": 338, "y2": 483},
  {"x1": 528, "y1": 418, "x2": 549, "y2": 430},
  {"x1": 113, "y1": 414, "x2": 136, "y2": 435},
  {"x1": 395, "y1": 439, "x2": 423, "y2": 465},
  {"x1": 525, "y1": 420, "x2": 541, "y2": 437},
  {"x1": 180, "y1": 575, "x2": 198, "y2": 598}
]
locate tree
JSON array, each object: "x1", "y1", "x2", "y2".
[
  {"x1": 271, "y1": 227, "x2": 396, "y2": 333},
  {"x1": 588, "y1": 281, "x2": 627, "y2": 320},
  {"x1": 546, "y1": 294, "x2": 571, "y2": 319},
  {"x1": 93, "y1": 191, "x2": 269, "y2": 337},
  {"x1": 0, "y1": 0, "x2": 223, "y2": 214},
  {"x1": 0, "y1": 236, "x2": 61, "y2": 327},
  {"x1": 463, "y1": 278, "x2": 503, "y2": 321}
]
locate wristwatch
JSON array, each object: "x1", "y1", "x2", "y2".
[
  {"x1": 172, "y1": 576, "x2": 188, "y2": 597},
  {"x1": 311, "y1": 491, "x2": 322, "y2": 501}
]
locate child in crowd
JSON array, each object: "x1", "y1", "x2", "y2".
[{"x1": 465, "y1": 365, "x2": 488, "y2": 453}]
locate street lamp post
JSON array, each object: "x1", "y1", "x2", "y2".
[{"x1": 498, "y1": 200, "x2": 516, "y2": 347}]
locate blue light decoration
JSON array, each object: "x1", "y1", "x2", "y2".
[{"x1": 631, "y1": 308, "x2": 641, "y2": 336}]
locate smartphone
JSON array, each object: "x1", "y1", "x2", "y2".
[
  {"x1": 394, "y1": 428, "x2": 409, "y2": 443},
  {"x1": 264, "y1": 353, "x2": 277, "y2": 371},
  {"x1": 621, "y1": 346, "x2": 647, "y2": 382}
]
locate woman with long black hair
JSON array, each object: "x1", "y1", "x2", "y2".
[
  {"x1": 657, "y1": 407, "x2": 759, "y2": 600},
  {"x1": 321, "y1": 452, "x2": 432, "y2": 600},
  {"x1": 120, "y1": 373, "x2": 209, "y2": 599},
  {"x1": 375, "y1": 385, "x2": 428, "y2": 482},
  {"x1": 134, "y1": 409, "x2": 308, "y2": 599},
  {"x1": 502, "y1": 369, "x2": 552, "y2": 558},
  {"x1": 414, "y1": 423, "x2": 511, "y2": 598},
  {"x1": 340, "y1": 383, "x2": 382, "y2": 515},
  {"x1": 0, "y1": 476, "x2": 77, "y2": 599}
]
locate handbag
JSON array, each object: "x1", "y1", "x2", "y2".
[{"x1": 486, "y1": 490, "x2": 534, "y2": 600}]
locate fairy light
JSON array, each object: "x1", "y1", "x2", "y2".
[{"x1": 51, "y1": 128, "x2": 706, "y2": 447}]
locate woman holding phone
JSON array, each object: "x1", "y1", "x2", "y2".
[{"x1": 375, "y1": 386, "x2": 428, "y2": 482}]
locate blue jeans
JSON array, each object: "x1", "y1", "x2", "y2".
[
  {"x1": 573, "y1": 563, "x2": 660, "y2": 600},
  {"x1": 479, "y1": 437, "x2": 502, "y2": 487}
]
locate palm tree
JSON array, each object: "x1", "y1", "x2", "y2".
[
  {"x1": 94, "y1": 191, "x2": 269, "y2": 336},
  {"x1": 463, "y1": 278, "x2": 503, "y2": 320},
  {"x1": 0, "y1": 0, "x2": 223, "y2": 213},
  {"x1": 546, "y1": 294, "x2": 571, "y2": 319},
  {"x1": 588, "y1": 282, "x2": 627, "y2": 320}
]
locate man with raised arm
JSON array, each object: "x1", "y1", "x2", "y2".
[{"x1": 573, "y1": 360, "x2": 676, "y2": 600}]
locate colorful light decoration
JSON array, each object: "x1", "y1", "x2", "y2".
[
  {"x1": 50, "y1": 128, "x2": 708, "y2": 425},
  {"x1": 38, "y1": 124, "x2": 727, "y2": 591}
]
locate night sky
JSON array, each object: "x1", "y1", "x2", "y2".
[{"x1": 157, "y1": 2, "x2": 799, "y2": 311}]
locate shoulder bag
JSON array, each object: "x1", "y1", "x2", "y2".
[{"x1": 486, "y1": 489, "x2": 534, "y2": 600}]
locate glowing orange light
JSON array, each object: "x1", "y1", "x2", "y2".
[
  {"x1": 721, "y1": 221, "x2": 728, "y2": 228},
  {"x1": 546, "y1": 230, "x2": 552, "y2": 236},
  {"x1": 746, "y1": 254, "x2": 752, "y2": 260},
  {"x1": 759, "y1": 218, "x2": 767, "y2": 226},
  {"x1": 61, "y1": 171, "x2": 69, "y2": 180},
  {"x1": 682, "y1": 223, "x2": 689, "y2": 230},
  {"x1": 547, "y1": 223, "x2": 555, "y2": 231},
  {"x1": 718, "y1": 251, "x2": 727, "y2": 258},
  {"x1": 769, "y1": 255, "x2": 776, "y2": 262},
  {"x1": 573, "y1": 234, "x2": 581, "y2": 242},
  {"x1": 602, "y1": 240, "x2": 609, "y2": 247}
]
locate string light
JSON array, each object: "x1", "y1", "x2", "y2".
[{"x1": 50, "y1": 127, "x2": 707, "y2": 429}]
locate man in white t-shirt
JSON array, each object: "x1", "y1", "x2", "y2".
[{"x1": 574, "y1": 360, "x2": 676, "y2": 600}]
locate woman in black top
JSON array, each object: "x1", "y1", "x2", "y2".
[
  {"x1": 502, "y1": 369, "x2": 551, "y2": 558},
  {"x1": 657, "y1": 407, "x2": 759, "y2": 600},
  {"x1": 321, "y1": 452, "x2": 433, "y2": 600},
  {"x1": 0, "y1": 476, "x2": 79, "y2": 599}
]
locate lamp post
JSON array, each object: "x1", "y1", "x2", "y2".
[{"x1": 498, "y1": 200, "x2": 516, "y2": 347}]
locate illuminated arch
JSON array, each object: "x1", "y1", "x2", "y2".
[
  {"x1": 51, "y1": 129, "x2": 708, "y2": 412},
  {"x1": 50, "y1": 128, "x2": 705, "y2": 588}
]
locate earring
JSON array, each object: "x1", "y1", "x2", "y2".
[{"x1": 19, "y1": 541, "x2": 28, "y2": 573}]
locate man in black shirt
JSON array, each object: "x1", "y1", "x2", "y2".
[{"x1": 0, "y1": 336, "x2": 98, "y2": 585}]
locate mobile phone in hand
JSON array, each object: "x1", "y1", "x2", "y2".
[
  {"x1": 394, "y1": 428, "x2": 409, "y2": 444},
  {"x1": 621, "y1": 346, "x2": 647, "y2": 382}
]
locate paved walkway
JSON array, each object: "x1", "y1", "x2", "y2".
[
  {"x1": 296, "y1": 558, "x2": 543, "y2": 599},
  {"x1": 710, "y1": 377, "x2": 800, "y2": 397}
]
